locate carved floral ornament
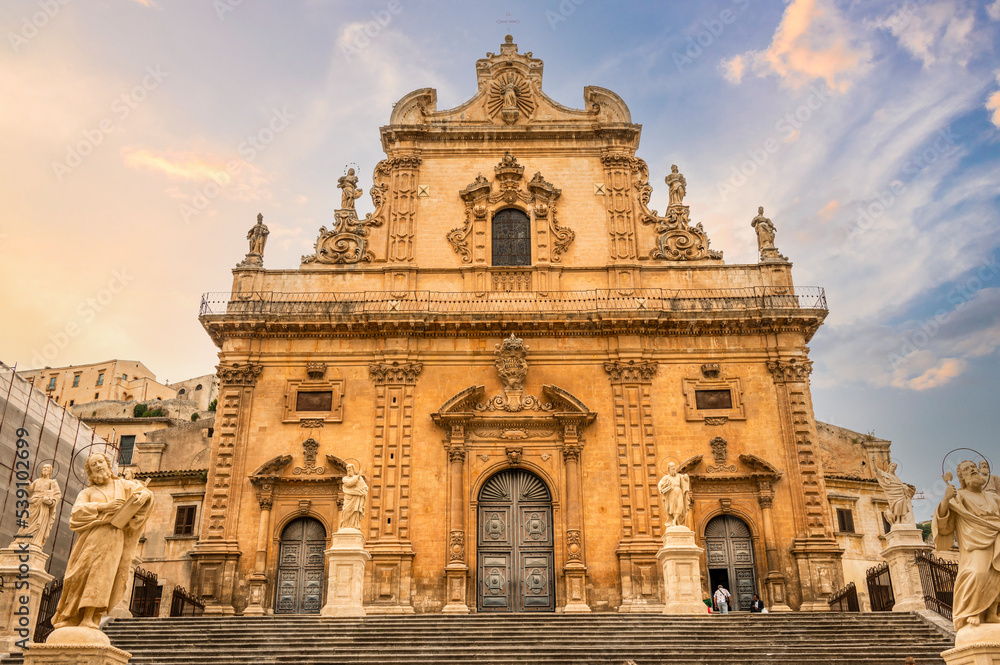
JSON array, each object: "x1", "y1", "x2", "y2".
[
  {"x1": 448, "y1": 151, "x2": 575, "y2": 263},
  {"x1": 766, "y1": 358, "x2": 814, "y2": 383},
  {"x1": 603, "y1": 360, "x2": 658, "y2": 384},
  {"x1": 369, "y1": 361, "x2": 423, "y2": 385},
  {"x1": 217, "y1": 362, "x2": 263, "y2": 387},
  {"x1": 476, "y1": 334, "x2": 553, "y2": 413}
]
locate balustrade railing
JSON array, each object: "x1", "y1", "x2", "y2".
[
  {"x1": 200, "y1": 286, "x2": 827, "y2": 318},
  {"x1": 827, "y1": 581, "x2": 860, "y2": 612}
]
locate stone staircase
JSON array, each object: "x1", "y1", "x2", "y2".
[{"x1": 6, "y1": 612, "x2": 954, "y2": 664}]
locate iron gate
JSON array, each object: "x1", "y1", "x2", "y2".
[
  {"x1": 169, "y1": 585, "x2": 205, "y2": 617},
  {"x1": 828, "y1": 581, "x2": 860, "y2": 612},
  {"x1": 129, "y1": 567, "x2": 160, "y2": 617},
  {"x1": 33, "y1": 578, "x2": 63, "y2": 643},
  {"x1": 477, "y1": 469, "x2": 555, "y2": 612},
  {"x1": 866, "y1": 561, "x2": 894, "y2": 612},
  {"x1": 915, "y1": 552, "x2": 957, "y2": 619}
]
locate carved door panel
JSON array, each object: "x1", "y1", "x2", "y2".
[
  {"x1": 704, "y1": 515, "x2": 757, "y2": 612},
  {"x1": 275, "y1": 517, "x2": 327, "y2": 614},
  {"x1": 478, "y1": 470, "x2": 555, "y2": 612}
]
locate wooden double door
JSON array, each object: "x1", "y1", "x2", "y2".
[
  {"x1": 477, "y1": 469, "x2": 555, "y2": 612},
  {"x1": 705, "y1": 514, "x2": 757, "y2": 611},
  {"x1": 275, "y1": 517, "x2": 326, "y2": 614}
]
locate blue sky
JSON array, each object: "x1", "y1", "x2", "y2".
[{"x1": 1, "y1": 0, "x2": 998, "y2": 519}]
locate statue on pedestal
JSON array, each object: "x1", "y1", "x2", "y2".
[
  {"x1": 339, "y1": 464, "x2": 368, "y2": 531},
  {"x1": 751, "y1": 207, "x2": 787, "y2": 262},
  {"x1": 933, "y1": 460, "x2": 1000, "y2": 633},
  {"x1": 665, "y1": 164, "x2": 686, "y2": 206},
  {"x1": 658, "y1": 462, "x2": 691, "y2": 528},
  {"x1": 239, "y1": 213, "x2": 269, "y2": 267},
  {"x1": 981, "y1": 460, "x2": 1000, "y2": 497},
  {"x1": 14, "y1": 463, "x2": 61, "y2": 549},
  {"x1": 874, "y1": 462, "x2": 915, "y2": 527},
  {"x1": 51, "y1": 453, "x2": 153, "y2": 631},
  {"x1": 338, "y1": 168, "x2": 363, "y2": 211}
]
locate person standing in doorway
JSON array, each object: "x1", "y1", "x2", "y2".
[{"x1": 714, "y1": 584, "x2": 732, "y2": 614}]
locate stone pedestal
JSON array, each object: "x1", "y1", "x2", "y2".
[
  {"x1": 943, "y1": 624, "x2": 1000, "y2": 665},
  {"x1": 441, "y1": 563, "x2": 470, "y2": 614},
  {"x1": 320, "y1": 528, "x2": 370, "y2": 617},
  {"x1": 0, "y1": 544, "x2": 54, "y2": 657},
  {"x1": 880, "y1": 525, "x2": 931, "y2": 613},
  {"x1": 24, "y1": 627, "x2": 132, "y2": 665},
  {"x1": 656, "y1": 526, "x2": 707, "y2": 615}
]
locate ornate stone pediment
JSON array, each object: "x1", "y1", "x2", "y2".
[
  {"x1": 251, "y1": 455, "x2": 292, "y2": 478},
  {"x1": 739, "y1": 453, "x2": 781, "y2": 476},
  {"x1": 678, "y1": 455, "x2": 703, "y2": 474},
  {"x1": 388, "y1": 36, "x2": 631, "y2": 128}
]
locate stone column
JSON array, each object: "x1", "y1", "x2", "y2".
[
  {"x1": 0, "y1": 544, "x2": 53, "y2": 657},
  {"x1": 561, "y1": 424, "x2": 590, "y2": 613},
  {"x1": 442, "y1": 427, "x2": 470, "y2": 614},
  {"x1": 244, "y1": 483, "x2": 274, "y2": 616},
  {"x1": 757, "y1": 479, "x2": 792, "y2": 612},
  {"x1": 880, "y1": 525, "x2": 931, "y2": 613}
]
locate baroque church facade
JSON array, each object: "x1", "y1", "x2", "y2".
[{"x1": 189, "y1": 36, "x2": 851, "y2": 616}]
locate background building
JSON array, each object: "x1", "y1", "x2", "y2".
[{"x1": 18, "y1": 360, "x2": 176, "y2": 407}]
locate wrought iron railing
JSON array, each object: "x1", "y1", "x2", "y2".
[
  {"x1": 169, "y1": 585, "x2": 205, "y2": 617},
  {"x1": 200, "y1": 286, "x2": 827, "y2": 318},
  {"x1": 827, "y1": 581, "x2": 860, "y2": 612},
  {"x1": 915, "y1": 552, "x2": 957, "y2": 619},
  {"x1": 129, "y1": 567, "x2": 160, "y2": 618},
  {"x1": 33, "y1": 578, "x2": 62, "y2": 643},
  {"x1": 867, "y1": 561, "x2": 895, "y2": 612}
]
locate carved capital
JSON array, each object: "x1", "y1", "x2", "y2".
[
  {"x1": 256, "y1": 482, "x2": 274, "y2": 511},
  {"x1": 217, "y1": 362, "x2": 263, "y2": 387},
  {"x1": 448, "y1": 446, "x2": 466, "y2": 463},
  {"x1": 562, "y1": 444, "x2": 582, "y2": 463},
  {"x1": 603, "y1": 360, "x2": 658, "y2": 384},
  {"x1": 369, "y1": 361, "x2": 423, "y2": 385},
  {"x1": 766, "y1": 358, "x2": 813, "y2": 383}
]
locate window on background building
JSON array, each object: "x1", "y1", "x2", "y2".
[
  {"x1": 174, "y1": 505, "x2": 198, "y2": 536},
  {"x1": 69, "y1": 400, "x2": 74, "y2": 406},
  {"x1": 122, "y1": 373, "x2": 127, "y2": 380},
  {"x1": 881, "y1": 513, "x2": 893, "y2": 536},
  {"x1": 47, "y1": 377, "x2": 56, "y2": 390},
  {"x1": 94, "y1": 392, "x2": 100, "y2": 400},
  {"x1": 118, "y1": 435, "x2": 136, "y2": 465},
  {"x1": 836, "y1": 508, "x2": 856, "y2": 534},
  {"x1": 491, "y1": 209, "x2": 531, "y2": 266},
  {"x1": 97, "y1": 372, "x2": 105, "y2": 386},
  {"x1": 195, "y1": 384, "x2": 202, "y2": 391},
  {"x1": 72, "y1": 374, "x2": 80, "y2": 387},
  {"x1": 178, "y1": 389, "x2": 186, "y2": 396}
]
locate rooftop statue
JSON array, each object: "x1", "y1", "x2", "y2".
[
  {"x1": 338, "y1": 168, "x2": 363, "y2": 211},
  {"x1": 665, "y1": 164, "x2": 686, "y2": 207},
  {"x1": 874, "y1": 462, "x2": 915, "y2": 528}
]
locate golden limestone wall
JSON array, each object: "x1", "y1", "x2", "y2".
[{"x1": 190, "y1": 36, "x2": 842, "y2": 615}]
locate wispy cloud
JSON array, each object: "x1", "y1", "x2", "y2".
[
  {"x1": 873, "y1": 0, "x2": 979, "y2": 69},
  {"x1": 720, "y1": 0, "x2": 872, "y2": 91}
]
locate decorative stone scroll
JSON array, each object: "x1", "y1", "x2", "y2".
[
  {"x1": 766, "y1": 358, "x2": 813, "y2": 383},
  {"x1": 633, "y1": 160, "x2": 722, "y2": 261},
  {"x1": 369, "y1": 361, "x2": 423, "y2": 385},
  {"x1": 302, "y1": 165, "x2": 388, "y2": 265},
  {"x1": 217, "y1": 362, "x2": 263, "y2": 387},
  {"x1": 603, "y1": 360, "x2": 658, "y2": 384}
]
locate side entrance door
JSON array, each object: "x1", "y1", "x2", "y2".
[
  {"x1": 477, "y1": 469, "x2": 555, "y2": 612},
  {"x1": 705, "y1": 514, "x2": 757, "y2": 611},
  {"x1": 275, "y1": 516, "x2": 326, "y2": 614}
]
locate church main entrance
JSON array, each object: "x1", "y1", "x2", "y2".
[
  {"x1": 275, "y1": 517, "x2": 326, "y2": 614},
  {"x1": 705, "y1": 515, "x2": 757, "y2": 611},
  {"x1": 477, "y1": 469, "x2": 555, "y2": 612}
]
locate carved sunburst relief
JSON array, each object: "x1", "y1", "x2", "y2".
[{"x1": 488, "y1": 72, "x2": 534, "y2": 124}]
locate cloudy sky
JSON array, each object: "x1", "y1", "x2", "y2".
[{"x1": 1, "y1": 0, "x2": 998, "y2": 518}]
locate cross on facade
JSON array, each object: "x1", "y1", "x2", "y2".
[{"x1": 497, "y1": 12, "x2": 520, "y2": 31}]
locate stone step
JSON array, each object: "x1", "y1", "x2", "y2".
[{"x1": 4, "y1": 613, "x2": 952, "y2": 665}]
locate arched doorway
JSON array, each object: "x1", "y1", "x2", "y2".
[
  {"x1": 705, "y1": 515, "x2": 757, "y2": 611},
  {"x1": 275, "y1": 516, "x2": 326, "y2": 614},
  {"x1": 477, "y1": 469, "x2": 554, "y2": 612}
]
